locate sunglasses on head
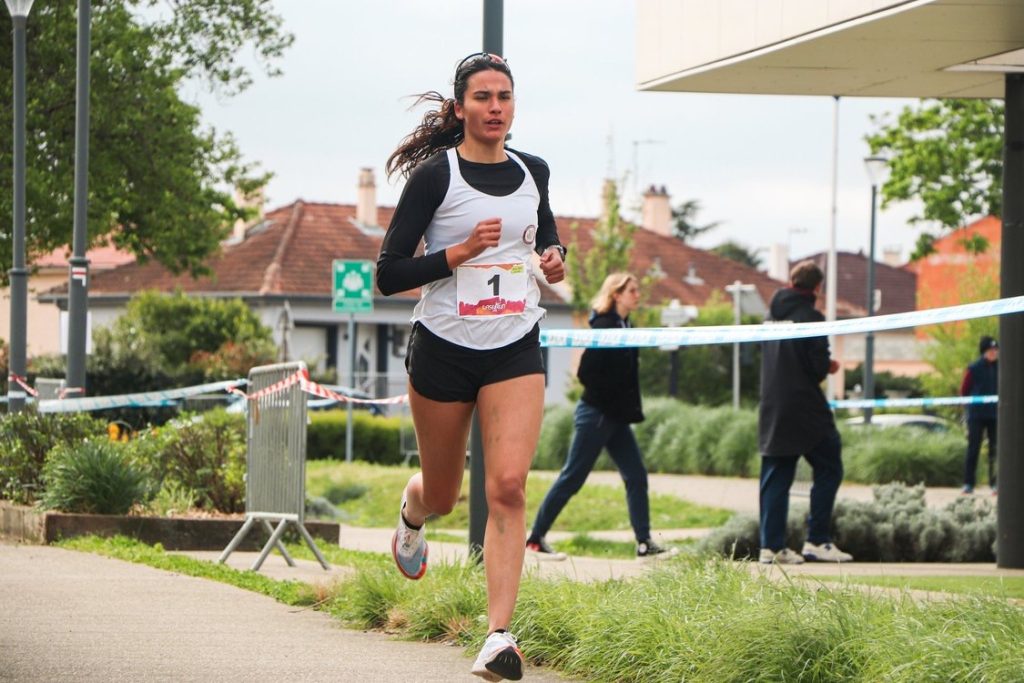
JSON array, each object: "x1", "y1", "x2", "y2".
[{"x1": 455, "y1": 52, "x2": 509, "y2": 74}]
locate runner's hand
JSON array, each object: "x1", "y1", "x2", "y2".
[
  {"x1": 539, "y1": 247, "x2": 565, "y2": 284},
  {"x1": 448, "y1": 218, "x2": 502, "y2": 268}
]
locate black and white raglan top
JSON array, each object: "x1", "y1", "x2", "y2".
[{"x1": 377, "y1": 147, "x2": 564, "y2": 350}]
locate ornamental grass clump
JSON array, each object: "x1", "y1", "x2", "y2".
[{"x1": 40, "y1": 440, "x2": 149, "y2": 515}]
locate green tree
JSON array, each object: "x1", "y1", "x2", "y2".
[
  {"x1": 671, "y1": 199, "x2": 721, "y2": 242},
  {"x1": 865, "y1": 99, "x2": 1003, "y2": 258},
  {"x1": 566, "y1": 179, "x2": 635, "y2": 312},
  {"x1": 920, "y1": 266, "x2": 999, "y2": 399},
  {"x1": 637, "y1": 292, "x2": 762, "y2": 405},
  {"x1": 710, "y1": 240, "x2": 763, "y2": 269},
  {"x1": 0, "y1": 1, "x2": 293, "y2": 284}
]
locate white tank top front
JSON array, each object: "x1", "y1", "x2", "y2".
[{"x1": 411, "y1": 148, "x2": 545, "y2": 350}]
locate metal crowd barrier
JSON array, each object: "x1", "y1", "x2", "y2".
[{"x1": 218, "y1": 361, "x2": 330, "y2": 572}]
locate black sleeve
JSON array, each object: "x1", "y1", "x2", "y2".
[
  {"x1": 514, "y1": 150, "x2": 563, "y2": 256},
  {"x1": 800, "y1": 311, "x2": 832, "y2": 382},
  {"x1": 376, "y1": 156, "x2": 453, "y2": 296}
]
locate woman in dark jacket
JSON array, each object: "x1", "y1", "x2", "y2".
[{"x1": 526, "y1": 273, "x2": 674, "y2": 559}]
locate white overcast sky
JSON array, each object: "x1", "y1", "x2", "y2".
[{"x1": 187, "y1": 0, "x2": 934, "y2": 264}]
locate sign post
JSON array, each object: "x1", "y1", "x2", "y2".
[{"x1": 333, "y1": 260, "x2": 374, "y2": 463}]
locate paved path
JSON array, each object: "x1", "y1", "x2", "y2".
[{"x1": 0, "y1": 543, "x2": 568, "y2": 682}]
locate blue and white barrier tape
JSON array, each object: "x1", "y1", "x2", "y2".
[
  {"x1": 540, "y1": 295, "x2": 1024, "y2": 348},
  {"x1": 830, "y1": 395, "x2": 997, "y2": 409},
  {"x1": 36, "y1": 379, "x2": 247, "y2": 414}
]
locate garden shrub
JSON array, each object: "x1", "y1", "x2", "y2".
[
  {"x1": 0, "y1": 410, "x2": 107, "y2": 504},
  {"x1": 841, "y1": 425, "x2": 966, "y2": 486},
  {"x1": 631, "y1": 396, "x2": 681, "y2": 455},
  {"x1": 697, "y1": 483, "x2": 996, "y2": 563},
  {"x1": 306, "y1": 410, "x2": 405, "y2": 464},
  {"x1": 40, "y1": 440, "x2": 149, "y2": 515},
  {"x1": 710, "y1": 410, "x2": 759, "y2": 477},
  {"x1": 533, "y1": 404, "x2": 575, "y2": 470},
  {"x1": 158, "y1": 409, "x2": 246, "y2": 513}
]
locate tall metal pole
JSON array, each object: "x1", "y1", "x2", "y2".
[
  {"x1": 997, "y1": 73, "x2": 1024, "y2": 568},
  {"x1": 468, "y1": 0, "x2": 503, "y2": 559},
  {"x1": 65, "y1": 0, "x2": 91, "y2": 396},
  {"x1": 826, "y1": 96, "x2": 840, "y2": 400},
  {"x1": 6, "y1": 12, "x2": 28, "y2": 412},
  {"x1": 733, "y1": 294, "x2": 741, "y2": 411},
  {"x1": 346, "y1": 314, "x2": 355, "y2": 463},
  {"x1": 864, "y1": 183, "x2": 878, "y2": 424}
]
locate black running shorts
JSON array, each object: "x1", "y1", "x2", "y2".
[{"x1": 405, "y1": 322, "x2": 545, "y2": 402}]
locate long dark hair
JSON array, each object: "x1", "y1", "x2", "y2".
[{"x1": 386, "y1": 54, "x2": 514, "y2": 180}]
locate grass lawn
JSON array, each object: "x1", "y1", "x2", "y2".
[
  {"x1": 306, "y1": 460, "x2": 731, "y2": 531},
  {"x1": 818, "y1": 575, "x2": 1024, "y2": 601},
  {"x1": 62, "y1": 536, "x2": 1024, "y2": 683}
]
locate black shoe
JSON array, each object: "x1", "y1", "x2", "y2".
[
  {"x1": 637, "y1": 538, "x2": 679, "y2": 560},
  {"x1": 525, "y1": 536, "x2": 567, "y2": 561}
]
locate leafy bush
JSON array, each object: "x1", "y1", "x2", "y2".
[
  {"x1": 40, "y1": 440, "x2": 149, "y2": 515},
  {"x1": 0, "y1": 410, "x2": 107, "y2": 504},
  {"x1": 306, "y1": 410, "x2": 406, "y2": 464},
  {"x1": 156, "y1": 409, "x2": 247, "y2": 513},
  {"x1": 697, "y1": 483, "x2": 997, "y2": 563},
  {"x1": 533, "y1": 404, "x2": 575, "y2": 470},
  {"x1": 841, "y1": 425, "x2": 966, "y2": 486},
  {"x1": 710, "y1": 410, "x2": 760, "y2": 477}
]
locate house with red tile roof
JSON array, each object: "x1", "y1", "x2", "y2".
[
  {"x1": 0, "y1": 240, "x2": 135, "y2": 357},
  {"x1": 907, "y1": 216, "x2": 1001, "y2": 313},
  {"x1": 39, "y1": 172, "x2": 813, "y2": 405}
]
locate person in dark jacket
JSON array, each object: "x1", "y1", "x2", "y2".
[
  {"x1": 758, "y1": 260, "x2": 852, "y2": 564},
  {"x1": 526, "y1": 272, "x2": 675, "y2": 560},
  {"x1": 960, "y1": 336, "x2": 999, "y2": 494}
]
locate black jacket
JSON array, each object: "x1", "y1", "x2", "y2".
[
  {"x1": 577, "y1": 309, "x2": 644, "y2": 424},
  {"x1": 962, "y1": 356, "x2": 998, "y2": 421},
  {"x1": 758, "y1": 287, "x2": 835, "y2": 456}
]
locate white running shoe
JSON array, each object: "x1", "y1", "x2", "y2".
[
  {"x1": 802, "y1": 541, "x2": 853, "y2": 563},
  {"x1": 471, "y1": 630, "x2": 523, "y2": 681},
  {"x1": 525, "y1": 537, "x2": 568, "y2": 561},
  {"x1": 758, "y1": 547, "x2": 805, "y2": 565},
  {"x1": 391, "y1": 498, "x2": 428, "y2": 580}
]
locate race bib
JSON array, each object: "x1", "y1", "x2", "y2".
[{"x1": 456, "y1": 262, "x2": 528, "y2": 317}]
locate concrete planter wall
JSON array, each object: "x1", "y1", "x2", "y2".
[{"x1": 0, "y1": 501, "x2": 339, "y2": 551}]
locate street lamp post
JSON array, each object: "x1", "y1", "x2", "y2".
[
  {"x1": 863, "y1": 155, "x2": 888, "y2": 425},
  {"x1": 5, "y1": 0, "x2": 35, "y2": 413},
  {"x1": 724, "y1": 281, "x2": 756, "y2": 410},
  {"x1": 65, "y1": 0, "x2": 91, "y2": 398}
]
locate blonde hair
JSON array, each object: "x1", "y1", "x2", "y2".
[{"x1": 591, "y1": 272, "x2": 638, "y2": 314}]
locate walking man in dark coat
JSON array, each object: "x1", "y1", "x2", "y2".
[
  {"x1": 758, "y1": 260, "x2": 852, "y2": 564},
  {"x1": 960, "y1": 335, "x2": 999, "y2": 494}
]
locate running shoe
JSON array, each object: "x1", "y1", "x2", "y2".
[
  {"x1": 636, "y1": 538, "x2": 679, "y2": 560},
  {"x1": 801, "y1": 542, "x2": 853, "y2": 563},
  {"x1": 471, "y1": 630, "x2": 523, "y2": 681},
  {"x1": 758, "y1": 547, "x2": 805, "y2": 565},
  {"x1": 391, "y1": 498, "x2": 428, "y2": 580}
]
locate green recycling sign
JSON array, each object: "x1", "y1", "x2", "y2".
[{"x1": 333, "y1": 260, "x2": 374, "y2": 313}]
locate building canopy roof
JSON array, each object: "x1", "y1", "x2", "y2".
[{"x1": 636, "y1": 0, "x2": 1024, "y2": 98}]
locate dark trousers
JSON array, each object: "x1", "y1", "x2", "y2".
[
  {"x1": 965, "y1": 417, "x2": 997, "y2": 489},
  {"x1": 759, "y1": 429, "x2": 843, "y2": 551},
  {"x1": 530, "y1": 400, "x2": 651, "y2": 543}
]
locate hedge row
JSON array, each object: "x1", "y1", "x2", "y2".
[
  {"x1": 698, "y1": 482, "x2": 996, "y2": 563},
  {"x1": 536, "y1": 398, "x2": 973, "y2": 487}
]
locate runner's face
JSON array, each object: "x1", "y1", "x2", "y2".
[{"x1": 455, "y1": 70, "x2": 514, "y2": 146}]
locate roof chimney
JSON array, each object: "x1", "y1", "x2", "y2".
[
  {"x1": 642, "y1": 184, "x2": 672, "y2": 236},
  {"x1": 229, "y1": 185, "x2": 265, "y2": 244},
  {"x1": 356, "y1": 168, "x2": 377, "y2": 226},
  {"x1": 768, "y1": 243, "x2": 789, "y2": 282},
  {"x1": 882, "y1": 245, "x2": 902, "y2": 267}
]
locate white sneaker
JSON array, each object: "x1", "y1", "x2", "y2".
[
  {"x1": 759, "y1": 547, "x2": 805, "y2": 565},
  {"x1": 802, "y1": 542, "x2": 853, "y2": 563},
  {"x1": 471, "y1": 630, "x2": 523, "y2": 681},
  {"x1": 391, "y1": 498, "x2": 428, "y2": 580}
]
